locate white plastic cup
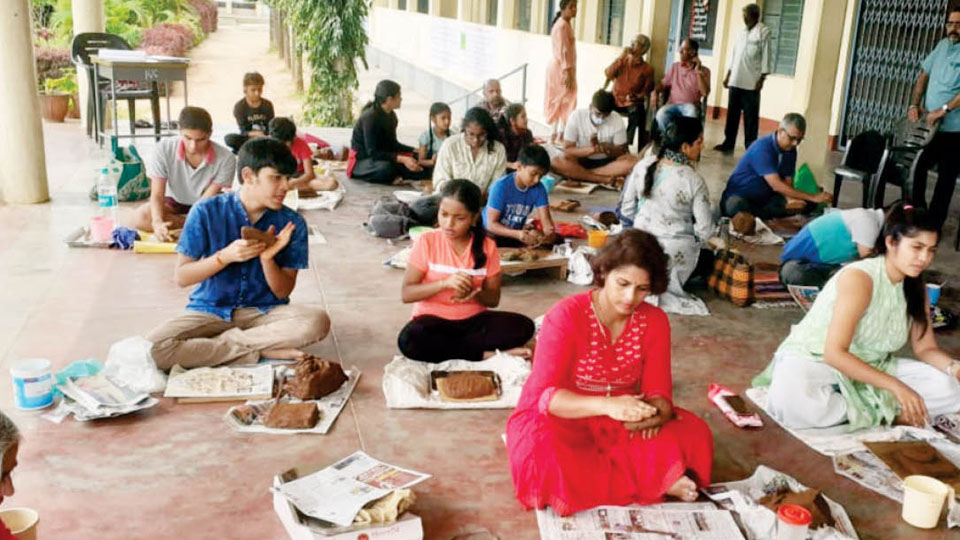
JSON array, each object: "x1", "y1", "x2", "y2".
[
  {"x1": 10, "y1": 359, "x2": 53, "y2": 410},
  {"x1": 776, "y1": 504, "x2": 811, "y2": 540},
  {"x1": 89, "y1": 215, "x2": 114, "y2": 243},
  {"x1": 0, "y1": 507, "x2": 39, "y2": 540},
  {"x1": 902, "y1": 475, "x2": 954, "y2": 529}
]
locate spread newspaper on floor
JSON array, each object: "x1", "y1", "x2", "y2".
[
  {"x1": 536, "y1": 503, "x2": 745, "y2": 539},
  {"x1": 272, "y1": 451, "x2": 430, "y2": 528},
  {"x1": 223, "y1": 368, "x2": 360, "y2": 434},
  {"x1": 43, "y1": 373, "x2": 159, "y2": 423}
]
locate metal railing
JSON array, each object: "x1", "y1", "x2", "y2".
[{"x1": 447, "y1": 63, "x2": 529, "y2": 111}]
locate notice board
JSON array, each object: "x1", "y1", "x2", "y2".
[{"x1": 681, "y1": 0, "x2": 718, "y2": 51}]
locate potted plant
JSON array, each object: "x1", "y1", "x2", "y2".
[{"x1": 39, "y1": 68, "x2": 77, "y2": 122}]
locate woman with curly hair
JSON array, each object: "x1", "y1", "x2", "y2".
[{"x1": 506, "y1": 229, "x2": 714, "y2": 516}]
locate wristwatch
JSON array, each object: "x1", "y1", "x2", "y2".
[{"x1": 942, "y1": 104, "x2": 950, "y2": 113}]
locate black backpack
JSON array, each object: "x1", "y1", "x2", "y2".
[{"x1": 364, "y1": 196, "x2": 420, "y2": 239}]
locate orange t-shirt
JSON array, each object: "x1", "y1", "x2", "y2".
[{"x1": 407, "y1": 229, "x2": 501, "y2": 320}]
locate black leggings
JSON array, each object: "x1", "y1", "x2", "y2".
[
  {"x1": 351, "y1": 158, "x2": 431, "y2": 184},
  {"x1": 397, "y1": 311, "x2": 535, "y2": 363}
]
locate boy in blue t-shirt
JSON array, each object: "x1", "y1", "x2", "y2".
[{"x1": 484, "y1": 145, "x2": 556, "y2": 247}]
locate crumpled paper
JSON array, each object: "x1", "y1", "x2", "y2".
[{"x1": 353, "y1": 489, "x2": 415, "y2": 526}]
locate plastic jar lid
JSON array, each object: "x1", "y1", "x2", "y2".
[{"x1": 777, "y1": 504, "x2": 812, "y2": 526}]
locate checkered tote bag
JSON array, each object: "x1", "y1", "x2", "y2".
[{"x1": 707, "y1": 249, "x2": 754, "y2": 307}]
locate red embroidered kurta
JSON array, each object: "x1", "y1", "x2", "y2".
[{"x1": 506, "y1": 292, "x2": 713, "y2": 515}]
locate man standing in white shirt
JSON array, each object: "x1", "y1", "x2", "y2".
[{"x1": 715, "y1": 3, "x2": 772, "y2": 154}]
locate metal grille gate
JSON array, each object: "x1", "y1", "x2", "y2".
[{"x1": 839, "y1": 0, "x2": 949, "y2": 145}]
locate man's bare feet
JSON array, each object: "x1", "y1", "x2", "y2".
[
  {"x1": 261, "y1": 347, "x2": 307, "y2": 360},
  {"x1": 482, "y1": 347, "x2": 532, "y2": 360},
  {"x1": 666, "y1": 475, "x2": 698, "y2": 502}
]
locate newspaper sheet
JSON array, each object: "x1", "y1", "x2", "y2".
[
  {"x1": 832, "y1": 438, "x2": 960, "y2": 528},
  {"x1": 274, "y1": 451, "x2": 430, "y2": 527},
  {"x1": 44, "y1": 374, "x2": 160, "y2": 422},
  {"x1": 704, "y1": 465, "x2": 858, "y2": 540},
  {"x1": 787, "y1": 285, "x2": 820, "y2": 311},
  {"x1": 223, "y1": 369, "x2": 360, "y2": 434},
  {"x1": 536, "y1": 503, "x2": 744, "y2": 540},
  {"x1": 164, "y1": 364, "x2": 274, "y2": 401}
]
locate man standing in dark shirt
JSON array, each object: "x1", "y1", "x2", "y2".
[{"x1": 224, "y1": 72, "x2": 275, "y2": 154}]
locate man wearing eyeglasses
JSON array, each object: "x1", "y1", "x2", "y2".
[
  {"x1": 908, "y1": 7, "x2": 960, "y2": 230},
  {"x1": 720, "y1": 113, "x2": 832, "y2": 219}
]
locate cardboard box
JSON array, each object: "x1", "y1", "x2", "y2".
[{"x1": 272, "y1": 476, "x2": 423, "y2": 540}]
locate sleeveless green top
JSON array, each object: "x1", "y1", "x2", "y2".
[{"x1": 753, "y1": 256, "x2": 909, "y2": 428}]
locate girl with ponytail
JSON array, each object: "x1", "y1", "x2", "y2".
[
  {"x1": 756, "y1": 202, "x2": 960, "y2": 431},
  {"x1": 616, "y1": 116, "x2": 714, "y2": 315},
  {"x1": 399, "y1": 179, "x2": 535, "y2": 363}
]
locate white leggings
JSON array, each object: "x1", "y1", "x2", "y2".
[{"x1": 766, "y1": 351, "x2": 960, "y2": 429}]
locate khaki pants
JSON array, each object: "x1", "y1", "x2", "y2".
[{"x1": 147, "y1": 304, "x2": 330, "y2": 370}]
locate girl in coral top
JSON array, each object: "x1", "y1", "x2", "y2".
[
  {"x1": 398, "y1": 179, "x2": 534, "y2": 363},
  {"x1": 506, "y1": 229, "x2": 713, "y2": 515}
]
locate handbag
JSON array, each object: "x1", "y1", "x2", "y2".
[
  {"x1": 707, "y1": 249, "x2": 754, "y2": 307},
  {"x1": 89, "y1": 137, "x2": 150, "y2": 202}
]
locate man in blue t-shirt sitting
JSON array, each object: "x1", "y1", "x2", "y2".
[
  {"x1": 720, "y1": 113, "x2": 832, "y2": 219},
  {"x1": 484, "y1": 145, "x2": 557, "y2": 247},
  {"x1": 146, "y1": 138, "x2": 330, "y2": 371}
]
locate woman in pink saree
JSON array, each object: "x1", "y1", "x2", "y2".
[{"x1": 545, "y1": 0, "x2": 578, "y2": 144}]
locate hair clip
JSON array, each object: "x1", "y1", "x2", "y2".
[{"x1": 903, "y1": 204, "x2": 914, "y2": 210}]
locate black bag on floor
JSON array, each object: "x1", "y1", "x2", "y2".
[{"x1": 365, "y1": 196, "x2": 420, "y2": 238}]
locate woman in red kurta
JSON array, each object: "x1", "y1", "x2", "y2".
[{"x1": 506, "y1": 229, "x2": 713, "y2": 516}]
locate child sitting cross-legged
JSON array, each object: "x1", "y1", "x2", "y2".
[
  {"x1": 484, "y1": 145, "x2": 557, "y2": 248},
  {"x1": 398, "y1": 179, "x2": 535, "y2": 363},
  {"x1": 268, "y1": 117, "x2": 339, "y2": 192},
  {"x1": 146, "y1": 138, "x2": 330, "y2": 371}
]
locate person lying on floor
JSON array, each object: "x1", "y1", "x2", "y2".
[
  {"x1": 268, "y1": 117, "x2": 339, "y2": 192},
  {"x1": 779, "y1": 206, "x2": 885, "y2": 288},
  {"x1": 398, "y1": 179, "x2": 535, "y2": 363},
  {"x1": 506, "y1": 229, "x2": 714, "y2": 516},
  {"x1": 618, "y1": 116, "x2": 716, "y2": 316},
  {"x1": 754, "y1": 203, "x2": 960, "y2": 430},
  {"x1": 484, "y1": 145, "x2": 557, "y2": 248},
  {"x1": 550, "y1": 89, "x2": 638, "y2": 186},
  {"x1": 719, "y1": 113, "x2": 832, "y2": 219},
  {"x1": 131, "y1": 106, "x2": 236, "y2": 242},
  {"x1": 147, "y1": 138, "x2": 330, "y2": 371}
]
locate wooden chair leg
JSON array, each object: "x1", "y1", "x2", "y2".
[
  {"x1": 151, "y1": 83, "x2": 161, "y2": 141},
  {"x1": 832, "y1": 173, "x2": 843, "y2": 207},
  {"x1": 127, "y1": 99, "x2": 136, "y2": 136}
]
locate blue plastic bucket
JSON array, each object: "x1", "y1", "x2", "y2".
[{"x1": 10, "y1": 359, "x2": 53, "y2": 410}]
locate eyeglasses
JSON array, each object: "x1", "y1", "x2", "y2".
[
  {"x1": 947, "y1": 21, "x2": 960, "y2": 28},
  {"x1": 780, "y1": 129, "x2": 804, "y2": 144}
]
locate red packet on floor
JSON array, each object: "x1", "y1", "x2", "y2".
[{"x1": 709, "y1": 383, "x2": 763, "y2": 428}]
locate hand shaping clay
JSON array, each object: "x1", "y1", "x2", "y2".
[
  {"x1": 240, "y1": 226, "x2": 276, "y2": 247},
  {"x1": 264, "y1": 402, "x2": 320, "y2": 429},
  {"x1": 284, "y1": 356, "x2": 348, "y2": 400},
  {"x1": 438, "y1": 372, "x2": 498, "y2": 400},
  {"x1": 731, "y1": 212, "x2": 756, "y2": 236}
]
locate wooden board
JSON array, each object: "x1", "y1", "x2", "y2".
[
  {"x1": 864, "y1": 440, "x2": 960, "y2": 491},
  {"x1": 499, "y1": 248, "x2": 568, "y2": 280}
]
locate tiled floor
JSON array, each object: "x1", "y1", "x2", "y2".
[{"x1": 2, "y1": 12, "x2": 960, "y2": 540}]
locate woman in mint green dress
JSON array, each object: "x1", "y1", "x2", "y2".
[{"x1": 755, "y1": 203, "x2": 960, "y2": 430}]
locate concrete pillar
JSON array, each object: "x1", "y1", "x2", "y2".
[
  {"x1": 622, "y1": 0, "x2": 643, "y2": 47},
  {"x1": 796, "y1": 0, "x2": 848, "y2": 168},
  {"x1": 457, "y1": 0, "x2": 469, "y2": 21},
  {"x1": 73, "y1": 0, "x2": 104, "y2": 137},
  {"x1": 388, "y1": 0, "x2": 399, "y2": 8},
  {"x1": 407, "y1": 0, "x2": 419, "y2": 11},
  {"x1": 429, "y1": 0, "x2": 442, "y2": 16},
  {"x1": 580, "y1": 0, "x2": 600, "y2": 43},
  {"x1": 225, "y1": 0, "x2": 233, "y2": 14},
  {"x1": 530, "y1": 0, "x2": 546, "y2": 34},
  {"x1": 640, "y1": 0, "x2": 673, "y2": 81},
  {"x1": 1, "y1": 0, "x2": 49, "y2": 203},
  {"x1": 497, "y1": 0, "x2": 516, "y2": 28}
]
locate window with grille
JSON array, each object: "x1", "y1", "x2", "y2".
[
  {"x1": 599, "y1": 0, "x2": 626, "y2": 45},
  {"x1": 487, "y1": 0, "x2": 498, "y2": 25},
  {"x1": 762, "y1": 0, "x2": 805, "y2": 76},
  {"x1": 544, "y1": 0, "x2": 557, "y2": 34},
  {"x1": 417, "y1": 0, "x2": 428, "y2": 13},
  {"x1": 398, "y1": 0, "x2": 407, "y2": 9},
  {"x1": 516, "y1": 0, "x2": 532, "y2": 31}
]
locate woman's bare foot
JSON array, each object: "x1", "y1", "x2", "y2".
[
  {"x1": 666, "y1": 475, "x2": 698, "y2": 502},
  {"x1": 261, "y1": 347, "x2": 307, "y2": 360},
  {"x1": 482, "y1": 347, "x2": 532, "y2": 360}
]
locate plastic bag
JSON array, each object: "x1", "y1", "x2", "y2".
[
  {"x1": 102, "y1": 336, "x2": 167, "y2": 393},
  {"x1": 53, "y1": 359, "x2": 103, "y2": 397},
  {"x1": 567, "y1": 246, "x2": 597, "y2": 286}
]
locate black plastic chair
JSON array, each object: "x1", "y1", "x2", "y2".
[
  {"x1": 71, "y1": 32, "x2": 161, "y2": 142},
  {"x1": 869, "y1": 118, "x2": 938, "y2": 208},
  {"x1": 832, "y1": 130, "x2": 886, "y2": 208}
]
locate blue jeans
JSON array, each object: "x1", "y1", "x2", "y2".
[
  {"x1": 778, "y1": 259, "x2": 839, "y2": 289},
  {"x1": 655, "y1": 103, "x2": 700, "y2": 132}
]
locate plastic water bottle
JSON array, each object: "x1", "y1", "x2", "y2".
[{"x1": 97, "y1": 167, "x2": 119, "y2": 225}]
